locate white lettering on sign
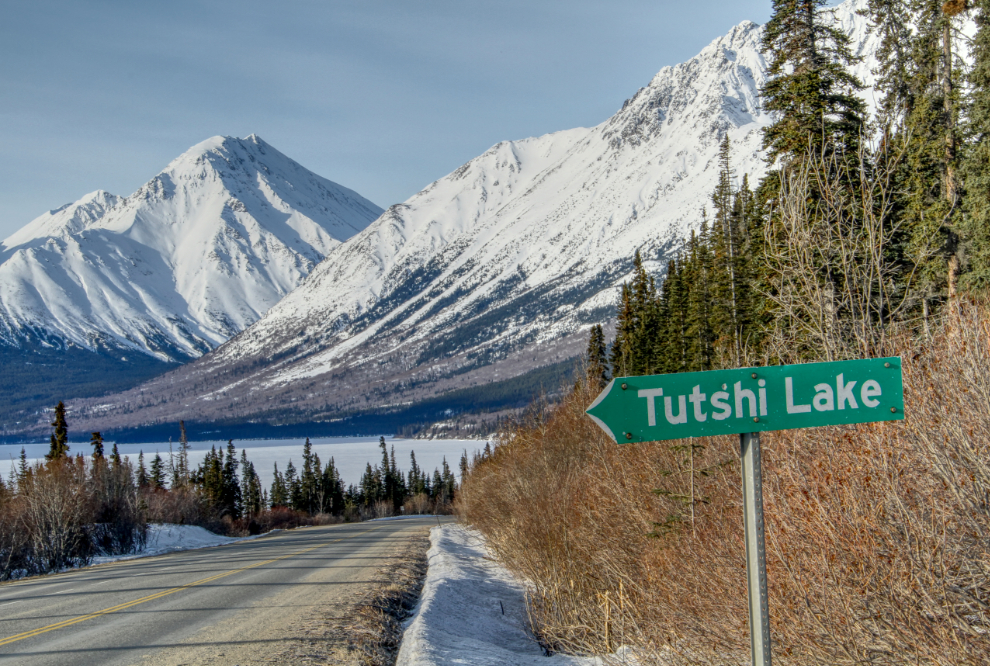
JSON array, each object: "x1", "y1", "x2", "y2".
[
  {"x1": 711, "y1": 391, "x2": 732, "y2": 420},
  {"x1": 689, "y1": 385, "x2": 707, "y2": 422},
  {"x1": 836, "y1": 374, "x2": 858, "y2": 410},
  {"x1": 734, "y1": 382, "x2": 757, "y2": 418},
  {"x1": 665, "y1": 395, "x2": 688, "y2": 424},
  {"x1": 861, "y1": 379, "x2": 882, "y2": 407},
  {"x1": 813, "y1": 383, "x2": 834, "y2": 411},
  {"x1": 638, "y1": 388, "x2": 664, "y2": 426},
  {"x1": 635, "y1": 372, "x2": 886, "y2": 429},
  {"x1": 785, "y1": 377, "x2": 811, "y2": 414}
]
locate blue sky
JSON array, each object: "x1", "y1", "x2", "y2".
[{"x1": 0, "y1": 0, "x2": 771, "y2": 239}]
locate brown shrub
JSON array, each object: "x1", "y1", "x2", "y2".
[{"x1": 459, "y1": 304, "x2": 990, "y2": 665}]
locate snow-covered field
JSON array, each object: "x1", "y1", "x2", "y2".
[
  {"x1": 91, "y1": 524, "x2": 250, "y2": 566},
  {"x1": 1, "y1": 436, "x2": 482, "y2": 491},
  {"x1": 397, "y1": 524, "x2": 603, "y2": 666}
]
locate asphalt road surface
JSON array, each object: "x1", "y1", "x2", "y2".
[{"x1": 0, "y1": 516, "x2": 439, "y2": 665}]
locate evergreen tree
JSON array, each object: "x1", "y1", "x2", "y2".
[
  {"x1": 90, "y1": 432, "x2": 105, "y2": 462},
  {"x1": 610, "y1": 283, "x2": 635, "y2": 377},
  {"x1": 174, "y1": 420, "x2": 191, "y2": 488},
  {"x1": 149, "y1": 453, "x2": 166, "y2": 490},
  {"x1": 961, "y1": 0, "x2": 990, "y2": 288},
  {"x1": 199, "y1": 446, "x2": 224, "y2": 509},
  {"x1": 221, "y1": 440, "x2": 241, "y2": 519},
  {"x1": 17, "y1": 447, "x2": 28, "y2": 485},
  {"x1": 46, "y1": 401, "x2": 69, "y2": 461},
  {"x1": 585, "y1": 323, "x2": 609, "y2": 389},
  {"x1": 320, "y1": 457, "x2": 345, "y2": 514},
  {"x1": 409, "y1": 450, "x2": 425, "y2": 496},
  {"x1": 270, "y1": 463, "x2": 288, "y2": 507},
  {"x1": 239, "y1": 450, "x2": 263, "y2": 519},
  {"x1": 710, "y1": 137, "x2": 754, "y2": 364},
  {"x1": 360, "y1": 461, "x2": 381, "y2": 506},
  {"x1": 300, "y1": 438, "x2": 318, "y2": 514},
  {"x1": 110, "y1": 443, "x2": 122, "y2": 470},
  {"x1": 431, "y1": 468, "x2": 444, "y2": 501},
  {"x1": 760, "y1": 0, "x2": 866, "y2": 163},
  {"x1": 685, "y1": 225, "x2": 716, "y2": 371},
  {"x1": 893, "y1": 0, "x2": 961, "y2": 305},
  {"x1": 137, "y1": 451, "x2": 149, "y2": 489},
  {"x1": 285, "y1": 460, "x2": 302, "y2": 511},
  {"x1": 866, "y1": 0, "x2": 916, "y2": 126}
]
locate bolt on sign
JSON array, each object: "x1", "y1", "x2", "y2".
[
  {"x1": 586, "y1": 357, "x2": 905, "y2": 666},
  {"x1": 586, "y1": 357, "x2": 904, "y2": 443}
]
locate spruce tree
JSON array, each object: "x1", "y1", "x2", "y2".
[
  {"x1": 710, "y1": 137, "x2": 754, "y2": 364},
  {"x1": 46, "y1": 401, "x2": 69, "y2": 461},
  {"x1": 90, "y1": 432, "x2": 105, "y2": 462},
  {"x1": 685, "y1": 224, "x2": 716, "y2": 371},
  {"x1": 866, "y1": 0, "x2": 916, "y2": 127},
  {"x1": 17, "y1": 447, "x2": 28, "y2": 485},
  {"x1": 961, "y1": 0, "x2": 990, "y2": 288},
  {"x1": 175, "y1": 420, "x2": 191, "y2": 488},
  {"x1": 610, "y1": 284, "x2": 635, "y2": 377},
  {"x1": 409, "y1": 450, "x2": 424, "y2": 495},
  {"x1": 150, "y1": 453, "x2": 166, "y2": 489},
  {"x1": 761, "y1": 0, "x2": 866, "y2": 163},
  {"x1": 221, "y1": 441, "x2": 241, "y2": 519},
  {"x1": 285, "y1": 460, "x2": 301, "y2": 511},
  {"x1": 270, "y1": 463, "x2": 288, "y2": 507},
  {"x1": 585, "y1": 324, "x2": 609, "y2": 389},
  {"x1": 301, "y1": 438, "x2": 317, "y2": 514},
  {"x1": 137, "y1": 451, "x2": 149, "y2": 488}
]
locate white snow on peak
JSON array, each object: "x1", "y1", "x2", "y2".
[
  {"x1": 3, "y1": 190, "x2": 123, "y2": 248},
  {"x1": 212, "y1": 0, "x2": 881, "y2": 387},
  {"x1": 0, "y1": 135, "x2": 383, "y2": 358}
]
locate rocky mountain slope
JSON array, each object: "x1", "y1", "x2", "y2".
[
  {"x1": 58, "y1": 0, "x2": 880, "y2": 438},
  {"x1": 0, "y1": 135, "x2": 382, "y2": 362}
]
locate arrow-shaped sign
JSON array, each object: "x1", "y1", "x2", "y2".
[{"x1": 586, "y1": 357, "x2": 904, "y2": 443}]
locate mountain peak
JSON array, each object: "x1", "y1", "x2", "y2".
[
  {"x1": 75, "y1": 0, "x2": 883, "y2": 432},
  {"x1": 0, "y1": 136, "x2": 384, "y2": 361}
]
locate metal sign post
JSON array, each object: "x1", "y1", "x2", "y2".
[
  {"x1": 741, "y1": 432, "x2": 770, "y2": 666},
  {"x1": 585, "y1": 357, "x2": 905, "y2": 663}
]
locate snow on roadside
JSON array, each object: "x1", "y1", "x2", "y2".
[
  {"x1": 91, "y1": 524, "x2": 253, "y2": 565},
  {"x1": 396, "y1": 523, "x2": 602, "y2": 666}
]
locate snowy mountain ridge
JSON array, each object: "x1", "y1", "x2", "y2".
[
  {"x1": 63, "y1": 0, "x2": 882, "y2": 434},
  {"x1": 0, "y1": 135, "x2": 383, "y2": 361}
]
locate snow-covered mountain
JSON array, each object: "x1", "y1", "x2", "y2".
[
  {"x1": 0, "y1": 135, "x2": 383, "y2": 361},
  {"x1": 63, "y1": 0, "x2": 881, "y2": 435}
]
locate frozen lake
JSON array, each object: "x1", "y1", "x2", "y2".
[{"x1": 0, "y1": 436, "x2": 486, "y2": 491}]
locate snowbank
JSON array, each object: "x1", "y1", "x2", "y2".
[
  {"x1": 396, "y1": 524, "x2": 601, "y2": 666},
  {"x1": 91, "y1": 524, "x2": 249, "y2": 565}
]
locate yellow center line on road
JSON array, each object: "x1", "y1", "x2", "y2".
[{"x1": 0, "y1": 525, "x2": 383, "y2": 648}]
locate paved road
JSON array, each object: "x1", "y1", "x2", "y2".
[{"x1": 0, "y1": 517, "x2": 439, "y2": 665}]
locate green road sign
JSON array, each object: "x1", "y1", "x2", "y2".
[{"x1": 586, "y1": 357, "x2": 904, "y2": 443}]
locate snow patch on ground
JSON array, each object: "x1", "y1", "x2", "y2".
[
  {"x1": 396, "y1": 523, "x2": 602, "y2": 666},
  {"x1": 91, "y1": 523, "x2": 251, "y2": 565}
]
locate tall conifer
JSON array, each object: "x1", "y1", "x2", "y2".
[
  {"x1": 961, "y1": 0, "x2": 990, "y2": 288},
  {"x1": 585, "y1": 324, "x2": 609, "y2": 389},
  {"x1": 761, "y1": 0, "x2": 866, "y2": 163},
  {"x1": 46, "y1": 401, "x2": 69, "y2": 461}
]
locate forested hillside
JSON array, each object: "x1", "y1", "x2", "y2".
[{"x1": 460, "y1": 0, "x2": 990, "y2": 663}]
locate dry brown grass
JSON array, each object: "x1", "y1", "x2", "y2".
[{"x1": 459, "y1": 303, "x2": 990, "y2": 665}]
